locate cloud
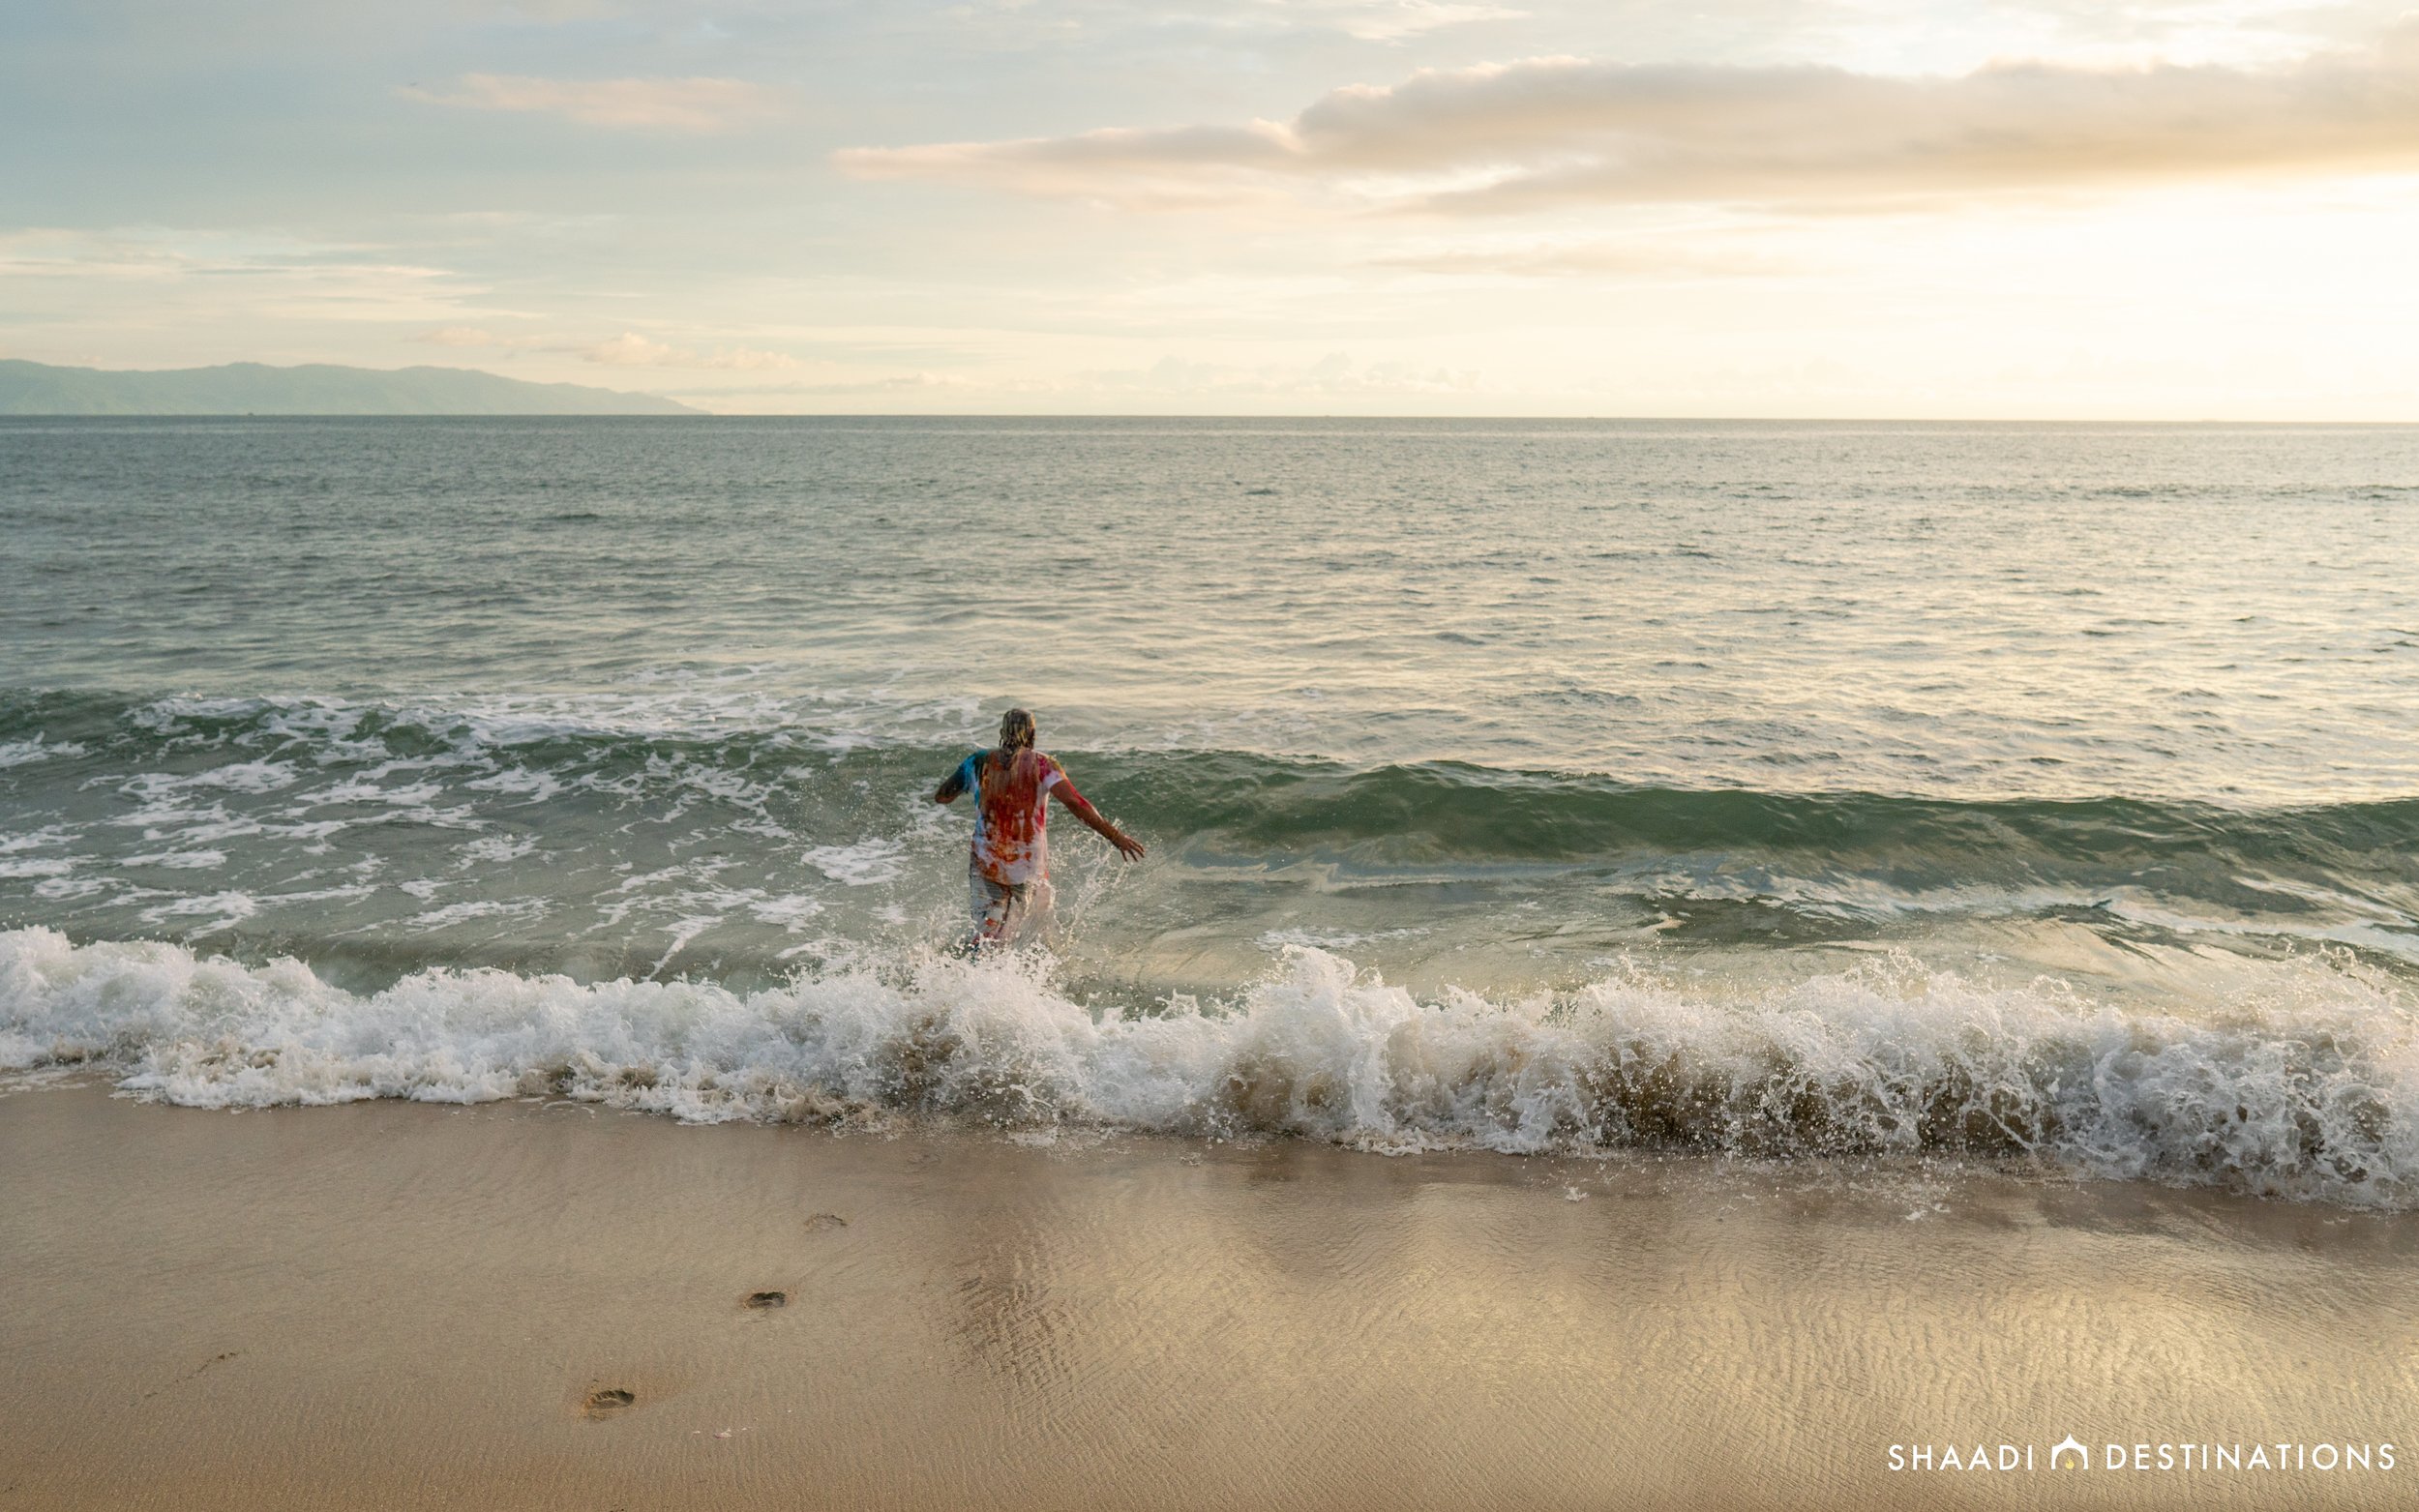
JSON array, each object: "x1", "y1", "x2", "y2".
[
  {"x1": 402, "y1": 74, "x2": 782, "y2": 133},
  {"x1": 582, "y1": 332, "x2": 797, "y2": 369},
  {"x1": 1370, "y1": 238, "x2": 1796, "y2": 278},
  {"x1": 835, "y1": 25, "x2": 2419, "y2": 212},
  {"x1": 415, "y1": 325, "x2": 501, "y2": 346},
  {"x1": 0, "y1": 229, "x2": 488, "y2": 329},
  {"x1": 1294, "y1": 2, "x2": 1528, "y2": 43},
  {"x1": 944, "y1": 0, "x2": 1525, "y2": 44}
]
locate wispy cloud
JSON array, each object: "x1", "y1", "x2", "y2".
[
  {"x1": 415, "y1": 325, "x2": 502, "y2": 346},
  {"x1": 946, "y1": 0, "x2": 1526, "y2": 44},
  {"x1": 582, "y1": 332, "x2": 797, "y2": 369},
  {"x1": 1293, "y1": 1, "x2": 1528, "y2": 43},
  {"x1": 402, "y1": 74, "x2": 783, "y2": 133},
  {"x1": 0, "y1": 229, "x2": 487, "y2": 327},
  {"x1": 1369, "y1": 237, "x2": 1796, "y2": 279},
  {"x1": 836, "y1": 24, "x2": 2419, "y2": 212}
]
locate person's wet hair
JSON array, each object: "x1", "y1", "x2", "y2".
[{"x1": 999, "y1": 707, "x2": 1036, "y2": 752}]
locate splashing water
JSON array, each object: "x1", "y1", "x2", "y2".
[{"x1": 6, "y1": 927, "x2": 2412, "y2": 1207}]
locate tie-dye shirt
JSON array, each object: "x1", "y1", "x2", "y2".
[{"x1": 943, "y1": 747, "x2": 1073, "y2": 884}]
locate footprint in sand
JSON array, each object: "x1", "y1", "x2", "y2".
[
  {"x1": 743, "y1": 1290, "x2": 788, "y2": 1310},
  {"x1": 803, "y1": 1212, "x2": 849, "y2": 1231},
  {"x1": 583, "y1": 1388, "x2": 637, "y2": 1418}
]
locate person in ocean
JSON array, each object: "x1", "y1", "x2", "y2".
[{"x1": 935, "y1": 707, "x2": 1145, "y2": 947}]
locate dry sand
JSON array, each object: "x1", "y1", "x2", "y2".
[{"x1": 1, "y1": 1082, "x2": 2413, "y2": 1510}]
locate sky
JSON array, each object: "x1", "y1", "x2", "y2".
[{"x1": 5, "y1": 1, "x2": 2419, "y2": 417}]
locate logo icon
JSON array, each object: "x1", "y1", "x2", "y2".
[{"x1": 2048, "y1": 1437, "x2": 2089, "y2": 1470}]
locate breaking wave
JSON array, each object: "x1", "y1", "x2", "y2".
[{"x1": 5, "y1": 925, "x2": 2413, "y2": 1209}]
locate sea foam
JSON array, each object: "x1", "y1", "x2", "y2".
[{"x1": 3, "y1": 926, "x2": 2412, "y2": 1207}]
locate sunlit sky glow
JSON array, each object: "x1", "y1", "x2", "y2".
[{"x1": 7, "y1": 1, "x2": 2419, "y2": 416}]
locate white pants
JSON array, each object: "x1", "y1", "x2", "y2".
[{"x1": 969, "y1": 864, "x2": 1053, "y2": 946}]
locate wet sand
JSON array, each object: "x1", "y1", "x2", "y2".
[{"x1": 1, "y1": 1082, "x2": 2413, "y2": 1511}]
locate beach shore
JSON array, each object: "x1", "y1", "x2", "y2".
[{"x1": 2, "y1": 1082, "x2": 2412, "y2": 1510}]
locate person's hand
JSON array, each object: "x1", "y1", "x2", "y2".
[{"x1": 1111, "y1": 830, "x2": 1147, "y2": 861}]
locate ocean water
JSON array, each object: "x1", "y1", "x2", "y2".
[{"x1": 4, "y1": 417, "x2": 2417, "y2": 1204}]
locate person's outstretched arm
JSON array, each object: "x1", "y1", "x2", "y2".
[
  {"x1": 934, "y1": 753, "x2": 978, "y2": 805},
  {"x1": 1051, "y1": 777, "x2": 1145, "y2": 860}
]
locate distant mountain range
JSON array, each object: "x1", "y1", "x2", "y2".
[{"x1": 0, "y1": 360, "x2": 700, "y2": 416}]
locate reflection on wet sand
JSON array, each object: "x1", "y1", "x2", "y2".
[{"x1": 3, "y1": 1088, "x2": 2414, "y2": 1511}]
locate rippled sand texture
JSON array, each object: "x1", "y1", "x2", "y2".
[{"x1": 3, "y1": 1086, "x2": 2413, "y2": 1511}]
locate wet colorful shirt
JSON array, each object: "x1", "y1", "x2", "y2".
[{"x1": 942, "y1": 748, "x2": 1075, "y2": 885}]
